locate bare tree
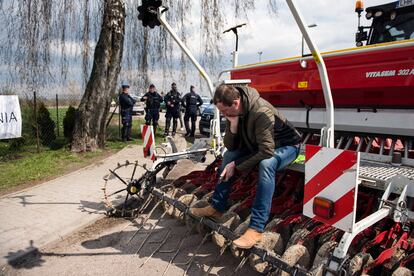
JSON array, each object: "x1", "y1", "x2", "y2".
[
  {"x1": 71, "y1": 0, "x2": 125, "y2": 152},
  {"x1": 0, "y1": 0, "x2": 278, "y2": 151}
]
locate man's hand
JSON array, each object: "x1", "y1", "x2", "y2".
[
  {"x1": 226, "y1": 116, "x2": 239, "y2": 134},
  {"x1": 220, "y1": 161, "x2": 236, "y2": 181},
  {"x1": 143, "y1": 96, "x2": 148, "y2": 100}
]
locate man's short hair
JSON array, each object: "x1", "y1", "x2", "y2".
[
  {"x1": 213, "y1": 85, "x2": 241, "y2": 106},
  {"x1": 149, "y1": 84, "x2": 155, "y2": 88}
]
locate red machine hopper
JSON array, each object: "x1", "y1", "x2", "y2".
[{"x1": 231, "y1": 40, "x2": 414, "y2": 109}]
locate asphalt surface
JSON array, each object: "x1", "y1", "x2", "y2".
[{"x1": 0, "y1": 116, "x2": 258, "y2": 276}]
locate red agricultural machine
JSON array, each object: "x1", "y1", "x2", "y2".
[{"x1": 103, "y1": 0, "x2": 414, "y2": 275}]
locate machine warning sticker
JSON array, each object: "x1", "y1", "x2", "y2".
[
  {"x1": 312, "y1": 52, "x2": 321, "y2": 64},
  {"x1": 366, "y1": 68, "x2": 414, "y2": 78},
  {"x1": 298, "y1": 81, "x2": 308, "y2": 89}
]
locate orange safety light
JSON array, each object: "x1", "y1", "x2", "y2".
[
  {"x1": 313, "y1": 197, "x2": 335, "y2": 219},
  {"x1": 355, "y1": 0, "x2": 364, "y2": 14}
]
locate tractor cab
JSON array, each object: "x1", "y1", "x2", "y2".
[{"x1": 356, "y1": 0, "x2": 414, "y2": 46}]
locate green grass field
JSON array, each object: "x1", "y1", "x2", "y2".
[{"x1": 0, "y1": 109, "x2": 164, "y2": 193}]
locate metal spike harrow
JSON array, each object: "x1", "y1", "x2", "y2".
[{"x1": 103, "y1": 155, "x2": 414, "y2": 275}]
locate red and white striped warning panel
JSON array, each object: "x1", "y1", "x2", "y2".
[
  {"x1": 141, "y1": 125, "x2": 156, "y2": 161},
  {"x1": 303, "y1": 145, "x2": 360, "y2": 233}
]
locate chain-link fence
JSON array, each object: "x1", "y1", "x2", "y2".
[
  {"x1": 1, "y1": 91, "x2": 162, "y2": 159},
  {"x1": 0, "y1": 92, "x2": 82, "y2": 156}
]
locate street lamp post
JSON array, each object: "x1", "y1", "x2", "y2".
[
  {"x1": 258, "y1": 51, "x2": 263, "y2": 62},
  {"x1": 301, "y1": 23, "x2": 317, "y2": 56}
]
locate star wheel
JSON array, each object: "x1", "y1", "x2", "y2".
[{"x1": 103, "y1": 160, "x2": 146, "y2": 217}]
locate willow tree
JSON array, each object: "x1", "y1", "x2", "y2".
[
  {"x1": 71, "y1": 0, "x2": 125, "y2": 152},
  {"x1": 0, "y1": 0, "x2": 277, "y2": 152}
]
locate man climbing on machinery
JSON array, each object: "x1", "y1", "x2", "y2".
[{"x1": 190, "y1": 84, "x2": 302, "y2": 249}]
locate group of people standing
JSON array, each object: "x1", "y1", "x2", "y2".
[{"x1": 118, "y1": 82, "x2": 204, "y2": 141}]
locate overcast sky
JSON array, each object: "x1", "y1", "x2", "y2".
[
  {"x1": 217, "y1": 0, "x2": 388, "y2": 66},
  {"x1": 147, "y1": 0, "x2": 391, "y2": 95}
]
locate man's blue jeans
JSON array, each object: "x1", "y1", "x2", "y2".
[{"x1": 211, "y1": 145, "x2": 300, "y2": 232}]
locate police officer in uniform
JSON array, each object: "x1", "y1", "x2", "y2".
[
  {"x1": 164, "y1": 82, "x2": 182, "y2": 137},
  {"x1": 119, "y1": 84, "x2": 136, "y2": 141},
  {"x1": 181, "y1": 85, "x2": 203, "y2": 137},
  {"x1": 141, "y1": 84, "x2": 163, "y2": 132}
]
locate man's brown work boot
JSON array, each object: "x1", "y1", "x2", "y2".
[
  {"x1": 189, "y1": 205, "x2": 223, "y2": 220},
  {"x1": 232, "y1": 228, "x2": 263, "y2": 249}
]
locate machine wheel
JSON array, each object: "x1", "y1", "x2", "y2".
[
  {"x1": 212, "y1": 212, "x2": 240, "y2": 248},
  {"x1": 103, "y1": 160, "x2": 146, "y2": 217},
  {"x1": 173, "y1": 194, "x2": 198, "y2": 222},
  {"x1": 392, "y1": 267, "x2": 413, "y2": 276},
  {"x1": 249, "y1": 232, "x2": 284, "y2": 273},
  {"x1": 230, "y1": 216, "x2": 251, "y2": 258},
  {"x1": 185, "y1": 199, "x2": 210, "y2": 235},
  {"x1": 162, "y1": 187, "x2": 187, "y2": 216},
  {"x1": 348, "y1": 252, "x2": 373, "y2": 275},
  {"x1": 279, "y1": 244, "x2": 310, "y2": 276}
]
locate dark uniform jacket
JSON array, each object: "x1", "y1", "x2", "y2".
[
  {"x1": 119, "y1": 93, "x2": 136, "y2": 113},
  {"x1": 141, "y1": 92, "x2": 163, "y2": 109},
  {"x1": 164, "y1": 89, "x2": 181, "y2": 111},
  {"x1": 181, "y1": 92, "x2": 203, "y2": 114},
  {"x1": 224, "y1": 86, "x2": 301, "y2": 172}
]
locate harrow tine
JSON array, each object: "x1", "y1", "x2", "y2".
[
  {"x1": 175, "y1": 231, "x2": 214, "y2": 275},
  {"x1": 131, "y1": 161, "x2": 138, "y2": 180},
  {"x1": 135, "y1": 209, "x2": 169, "y2": 254},
  {"x1": 231, "y1": 255, "x2": 249, "y2": 276},
  {"x1": 139, "y1": 228, "x2": 172, "y2": 268},
  {"x1": 138, "y1": 194, "x2": 155, "y2": 214},
  {"x1": 161, "y1": 229, "x2": 192, "y2": 276},
  {"x1": 204, "y1": 240, "x2": 231, "y2": 275},
  {"x1": 109, "y1": 169, "x2": 129, "y2": 186},
  {"x1": 106, "y1": 188, "x2": 127, "y2": 198},
  {"x1": 121, "y1": 193, "x2": 130, "y2": 217},
  {"x1": 126, "y1": 200, "x2": 162, "y2": 245}
]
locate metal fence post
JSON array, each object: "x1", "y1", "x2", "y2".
[
  {"x1": 34, "y1": 91, "x2": 40, "y2": 153},
  {"x1": 56, "y1": 94, "x2": 59, "y2": 137}
]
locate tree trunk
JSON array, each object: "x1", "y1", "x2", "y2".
[{"x1": 71, "y1": 0, "x2": 125, "y2": 152}]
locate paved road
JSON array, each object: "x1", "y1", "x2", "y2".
[{"x1": 0, "y1": 145, "x2": 152, "y2": 267}]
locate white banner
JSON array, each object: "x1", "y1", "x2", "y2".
[{"x1": 0, "y1": 95, "x2": 22, "y2": 139}]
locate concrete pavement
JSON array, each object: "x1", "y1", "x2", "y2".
[{"x1": 0, "y1": 144, "x2": 153, "y2": 267}]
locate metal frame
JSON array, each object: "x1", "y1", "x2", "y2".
[
  {"x1": 148, "y1": 184, "x2": 311, "y2": 276},
  {"x1": 326, "y1": 181, "x2": 409, "y2": 274},
  {"x1": 157, "y1": 7, "x2": 221, "y2": 154},
  {"x1": 278, "y1": 107, "x2": 414, "y2": 138},
  {"x1": 286, "y1": 0, "x2": 335, "y2": 148}
]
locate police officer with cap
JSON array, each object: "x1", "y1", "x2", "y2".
[
  {"x1": 164, "y1": 82, "x2": 182, "y2": 137},
  {"x1": 119, "y1": 84, "x2": 136, "y2": 141},
  {"x1": 141, "y1": 84, "x2": 163, "y2": 132},
  {"x1": 181, "y1": 85, "x2": 203, "y2": 137}
]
